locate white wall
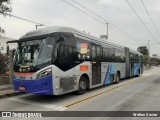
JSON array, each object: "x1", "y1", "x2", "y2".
[{"x1": 0, "y1": 36, "x2": 17, "y2": 54}]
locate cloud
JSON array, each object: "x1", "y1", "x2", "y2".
[{"x1": 1, "y1": 0, "x2": 160, "y2": 55}]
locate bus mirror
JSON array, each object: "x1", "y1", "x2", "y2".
[
  {"x1": 6, "y1": 45, "x2": 9, "y2": 55},
  {"x1": 11, "y1": 49, "x2": 16, "y2": 58}
]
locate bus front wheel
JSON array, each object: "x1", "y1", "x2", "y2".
[{"x1": 77, "y1": 76, "x2": 87, "y2": 95}]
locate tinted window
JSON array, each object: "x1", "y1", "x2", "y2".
[
  {"x1": 92, "y1": 45, "x2": 96, "y2": 60},
  {"x1": 115, "y1": 48, "x2": 125, "y2": 62},
  {"x1": 108, "y1": 46, "x2": 115, "y2": 62},
  {"x1": 102, "y1": 47, "x2": 109, "y2": 62},
  {"x1": 54, "y1": 34, "x2": 75, "y2": 71},
  {"x1": 130, "y1": 53, "x2": 139, "y2": 63}
]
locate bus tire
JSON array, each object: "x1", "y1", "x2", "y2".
[
  {"x1": 76, "y1": 76, "x2": 87, "y2": 95},
  {"x1": 115, "y1": 72, "x2": 120, "y2": 84},
  {"x1": 137, "y1": 69, "x2": 140, "y2": 77}
]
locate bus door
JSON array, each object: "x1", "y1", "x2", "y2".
[{"x1": 91, "y1": 44, "x2": 101, "y2": 85}]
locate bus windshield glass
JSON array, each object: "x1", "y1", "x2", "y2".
[{"x1": 14, "y1": 37, "x2": 54, "y2": 71}]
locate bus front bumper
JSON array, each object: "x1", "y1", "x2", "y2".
[{"x1": 13, "y1": 75, "x2": 53, "y2": 95}]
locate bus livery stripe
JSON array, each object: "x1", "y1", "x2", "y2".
[
  {"x1": 15, "y1": 72, "x2": 34, "y2": 76},
  {"x1": 104, "y1": 64, "x2": 110, "y2": 85}
]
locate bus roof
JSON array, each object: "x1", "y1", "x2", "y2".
[{"x1": 19, "y1": 26, "x2": 143, "y2": 56}]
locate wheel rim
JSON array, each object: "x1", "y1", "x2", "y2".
[
  {"x1": 116, "y1": 74, "x2": 119, "y2": 82},
  {"x1": 80, "y1": 81, "x2": 86, "y2": 90}
]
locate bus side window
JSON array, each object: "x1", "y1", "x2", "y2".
[
  {"x1": 54, "y1": 35, "x2": 65, "y2": 70},
  {"x1": 92, "y1": 45, "x2": 96, "y2": 61},
  {"x1": 55, "y1": 35, "x2": 75, "y2": 71}
]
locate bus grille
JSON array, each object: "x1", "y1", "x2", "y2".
[{"x1": 60, "y1": 77, "x2": 75, "y2": 92}]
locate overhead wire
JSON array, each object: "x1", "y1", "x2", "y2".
[
  {"x1": 0, "y1": 11, "x2": 46, "y2": 26},
  {"x1": 72, "y1": 0, "x2": 139, "y2": 41},
  {"x1": 1, "y1": 1, "x2": 154, "y2": 46},
  {"x1": 62, "y1": 0, "x2": 143, "y2": 42},
  {"x1": 69, "y1": 0, "x2": 144, "y2": 44},
  {"x1": 140, "y1": 0, "x2": 160, "y2": 39},
  {"x1": 125, "y1": 0, "x2": 157, "y2": 42},
  {"x1": 109, "y1": 25, "x2": 142, "y2": 45},
  {"x1": 61, "y1": 0, "x2": 105, "y2": 25},
  {"x1": 72, "y1": 0, "x2": 142, "y2": 42}
]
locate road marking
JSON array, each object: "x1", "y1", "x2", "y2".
[
  {"x1": 54, "y1": 106, "x2": 67, "y2": 111},
  {"x1": 7, "y1": 97, "x2": 67, "y2": 111},
  {"x1": 65, "y1": 77, "x2": 143, "y2": 108}
]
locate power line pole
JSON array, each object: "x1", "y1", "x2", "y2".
[
  {"x1": 148, "y1": 40, "x2": 150, "y2": 67},
  {"x1": 100, "y1": 23, "x2": 108, "y2": 40},
  {"x1": 9, "y1": 50, "x2": 13, "y2": 84},
  {"x1": 106, "y1": 23, "x2": 108, "y2": 39}
]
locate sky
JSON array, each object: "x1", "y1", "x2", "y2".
[{"x1": 1, "y1": 0, "x2": 160, "y2": 55}]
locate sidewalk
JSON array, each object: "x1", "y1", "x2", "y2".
[{"x1": 0, "y1": 84, "x2": 24, "y2": 98}]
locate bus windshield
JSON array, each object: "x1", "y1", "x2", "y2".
[{"x1": 14, "y1": 37, "x2": 54, "y2": 71}]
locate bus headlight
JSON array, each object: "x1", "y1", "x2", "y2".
[{"x1": 37, "y1": 68, "x2": 52, "y2": 79}]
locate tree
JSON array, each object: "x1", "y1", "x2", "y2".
[
  {"x1": 0, "y1": 0, "x2": 12, "y2": 35},
  {"x1": 137, "y1": 46, "x2": 149, "y2": 66},
  {"x1": 143, "y1": 55, "x2": 149, "y2": 66},
  {"x1": 137, "y1": 46, "x2": 148, "y2": 55},
  {"x1": 0, "y1": 52, "x2": 9, "y2": 75},
  {"x1": 150, "y1": 57, "x2": 160, "y2": 66}
]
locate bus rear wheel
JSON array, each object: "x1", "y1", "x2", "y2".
[
  {"x1": 115, "y1": 72, "x2": 120, "y2": 84},
  {"x1": 136, "y1": 69, "x2": 140, "y2": 77},
  {"x1": 76, "y1": 76, "x2": 87, "y2": 95}
]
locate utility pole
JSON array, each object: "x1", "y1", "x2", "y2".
[
  {"x1": 100, "y1": 23, "x2": 108, "y2": 40},
  {"x1": 9, "y1": 50, "x2": 13, "y2": 84},
  {"x1": 148, "y1": 40, "x2": 150, "y2": 67},
  {"x1": 106, "y1": 23, "x2": 108, "y2": 40}
]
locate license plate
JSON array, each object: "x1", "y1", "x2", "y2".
[{"x1": 19, "y1": 86, "x2": 26, "y2": 90}]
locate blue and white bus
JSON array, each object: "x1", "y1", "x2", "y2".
[{"x1": 12, "y1": 26, "x2": 144, "y2": 95}]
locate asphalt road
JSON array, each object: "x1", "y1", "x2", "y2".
[{"x1": 0, "y1": 67, "x2": 160, "y2": 120}]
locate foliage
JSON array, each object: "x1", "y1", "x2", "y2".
[
  {"x1": 137, "y1": 46, "x2": 148, "y2": 55},
  {"x1": 137, "y1": 46, "x2": 149, "y2": 66},
  {"x1": 143, "y1": 55, "x2": 149, "y2": 66},
  {"x1": 0, "y1": 0, "x2": 12, "y2": 35},
  {"x1": 150, "y1": 57, "x2": 160, "y2": 66},
  {"x1": 0, "y1": 52, "x2": 9, "y2": 75}
]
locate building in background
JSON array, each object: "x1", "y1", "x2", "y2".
[{"x1": 0, "y1": 36, "x2": 17, "y2": 54}]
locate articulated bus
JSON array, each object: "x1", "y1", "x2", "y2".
[{"x1": 13, "y1": 26, "x2": 144, "y2": 95}]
